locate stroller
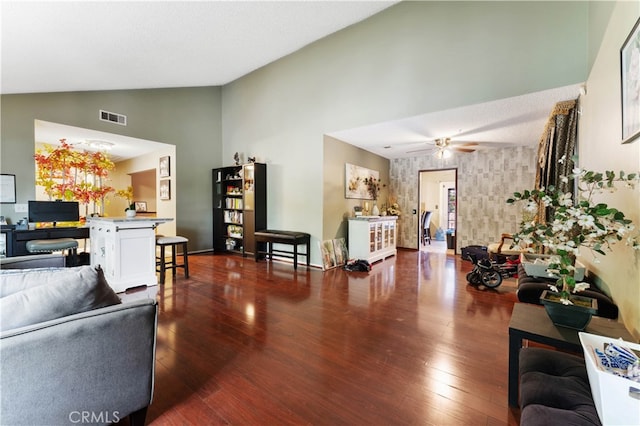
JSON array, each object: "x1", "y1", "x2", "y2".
[{"x1": 465, "y1": 254, "x2": 519, "y2": 288}]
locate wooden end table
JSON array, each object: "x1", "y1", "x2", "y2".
[{"x1": 508, "y1": 302, "x2": 635, "y2": 407}]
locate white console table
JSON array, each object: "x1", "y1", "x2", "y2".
[
  {"x1": 348, "y1": 216, "x2": 397, "y2": 264},
  {"x1": 88, "y1": 217, "x2": 173, "y2": 293}
]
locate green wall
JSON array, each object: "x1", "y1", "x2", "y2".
[
  {"x1": 0, "y1": 87, "x2": 222, "y2": 251},
  {"x1": 2, "y1": 1, "x2": 590, "y2": 262},
  {"x1": 221, "y1": 1, "x2": 589, "y2": 265}
]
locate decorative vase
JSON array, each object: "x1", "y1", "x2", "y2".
[
  {"x1": 126, "y1": 209, "x2": 136, "y2": 218},
  {"x1": 372, "y1": 202, "x2": 380, "y2": 216},
  {"x1": 540, "y1": 290, "x2": 598, "y2": 330}
]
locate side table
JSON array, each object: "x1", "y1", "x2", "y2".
[{"x1": 508, "y1": 302, "x2": 635, "y2": 407}]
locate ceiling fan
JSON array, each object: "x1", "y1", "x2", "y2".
[{"x1": 406, "y1": 137, "x2": 478, "y2": 158}]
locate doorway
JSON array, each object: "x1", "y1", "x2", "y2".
[
  {"x1": 33, "y1": 119, "x2": 177, "y2": 237},
  {"x1": 418, "y1": 168, "x2": 457, "y2": 254}
]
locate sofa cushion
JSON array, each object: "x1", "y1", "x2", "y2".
[
  {"x1": 519, "y1": 347, "x2": 601, "y2": 425},
  {"x1": 0, "y1": 265, "x2": 108, "y2": 298},
  {"x1": 0, "y1": 266, "x2": 121, "y2": 332}
]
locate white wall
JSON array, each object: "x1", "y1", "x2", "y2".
[{"x1": 578, "y1": 1, "x2": 640, "y2": 337}]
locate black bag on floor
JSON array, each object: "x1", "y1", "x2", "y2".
[
  {"x1": 461, "y1": 245, "x2": 489, "y2": 262},
  {"x1": 344, "y1": 259, "x2": 371, "y2": 272}
]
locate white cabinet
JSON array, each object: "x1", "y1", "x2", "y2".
[
  {"x1": 348, "y1": 217, "x2": 397, "y2": 264},
  {"x1": 88, "y1": 217, "x2": 172, "y2": 293}
]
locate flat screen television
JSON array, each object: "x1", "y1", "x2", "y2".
[{"x1": 28, "y1": 201, "x2": 80, "y2": 226}]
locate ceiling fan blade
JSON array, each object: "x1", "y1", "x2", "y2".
[
  {"x1": 406, "y1": 147, "x2": 436, "y2": 154},
  {"x1": 453, "y1": 147, "x2": 476, "y2": 153}
]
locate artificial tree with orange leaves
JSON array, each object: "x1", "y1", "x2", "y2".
[{"x1": 34, "y1": 139, "x2": 116, "y2": 217}]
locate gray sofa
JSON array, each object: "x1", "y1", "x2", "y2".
[{"x1": 0, "y1": 265, "x2": 158, "y2": 426}]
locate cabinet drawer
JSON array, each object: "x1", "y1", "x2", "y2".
[{"x1": 14, "y1": 230, "x2": 49, "y2": 240}]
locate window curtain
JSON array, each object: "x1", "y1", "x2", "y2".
[{"x1": 534, "y1": 98, "x2": 579, "y2": 222}]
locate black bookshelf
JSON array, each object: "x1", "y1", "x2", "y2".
[{"x1": 212, "y1": 163, "x2": 266, "y2": 256}]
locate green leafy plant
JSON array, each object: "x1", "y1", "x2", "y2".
[{"x1": 507, "y1": 156, "x2": 639, "y2": 302}]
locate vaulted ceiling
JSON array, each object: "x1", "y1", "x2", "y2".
[{"x1": 2, "y1": 1, "x2": 584, "y2": 160}]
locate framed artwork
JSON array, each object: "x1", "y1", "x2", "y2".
[
  {"x1": 159, "y1": 179, "x2": 171, "y2": 200},
  {"x1": 332, "y1": 238, "x2": 348, "y2": 267},
  {"x1": 621, "y1": 17, "x2": 640, "y2": 144},
  {"x1": 345, "y1": 163, "x2": 378, "y2": 199},
  {"x1": 159, "y1": 156, "x2": 170, "y2": 177},
  {"x1": 134, "y1": 201, "x2": 147, "y2": 212},
  {"x1": 319, "y1": 239, "x2": 337, "y2": 270},
  {"x1": 0, "y1": 174, "x2": 16, "y2": 203}
]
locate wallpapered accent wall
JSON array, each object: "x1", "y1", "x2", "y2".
[{"x1": 389, "y1": 146, "x2": 537, "y2": 252}]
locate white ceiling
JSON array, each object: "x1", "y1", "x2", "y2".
[
  {"x1": 3, "y1": 1, "x2": 583, "y2": 160},
  {"x1": 34, "y1": 120, "x2": 168, "y2": 163},
  {"x1": 1, "y1": 1, "x2": 397, "y2": 93},
  {"x1": 329, "y1": 84, "x2": 584, "y2": 159}
]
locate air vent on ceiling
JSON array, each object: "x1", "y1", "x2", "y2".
[{"x1": 99, "y1": 109, "x2": 127, "y2": 126}]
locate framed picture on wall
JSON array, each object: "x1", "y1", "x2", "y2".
[
  {"x1": 159, "y1": 179, "x2": 171, "y2": 200},
  {"x1": 345, "y1": 163, "x2": 378, "y2": 199},
  {"x1": 620, "y1": 17, "x2": 640, "y2": 144},
  {"x1": 159, "y1": 156, "x2": 170, "y2": 177},
  {"x1": 0, "y1": 174, "x2": 16, "y2": 204}
]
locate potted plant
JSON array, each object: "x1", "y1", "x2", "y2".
[
  {"x1": 116, "y1": 186, "x2": 136, "y2": 218},
  {"x1": 507, "y1": 156, "x2": 639, "y2": 327}
]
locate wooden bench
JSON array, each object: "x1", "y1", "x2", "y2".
[{"x1": 254, "y1": 230, "x2": 310, "y2": 269}]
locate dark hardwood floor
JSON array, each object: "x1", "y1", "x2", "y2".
[{"x1": 131, "y1": 249, "x2": 522, "y2": 425}]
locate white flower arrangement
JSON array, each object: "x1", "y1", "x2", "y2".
[{"x1": 507, "y1": 156, "x2": 639, "y2": 302}]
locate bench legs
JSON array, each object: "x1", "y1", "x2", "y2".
[{"x1": 255, "y1": 238, "x2": 310, "y2": 269}]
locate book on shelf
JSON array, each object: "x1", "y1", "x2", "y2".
[
  {"x1": 225, "y1": 198, "x2": 243, "y2": 209},
  {"x1": 224, "y1": 210, "x2": 243, "y2": 224}
]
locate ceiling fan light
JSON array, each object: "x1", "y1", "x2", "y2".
[
  {"x1": 434, "y1": 148, "x2": 452, "y2": 159},
  {"x1": 86, "y1": 140, "x2": 114, "y2": 151}
]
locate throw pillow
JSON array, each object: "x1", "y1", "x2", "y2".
[
  {"x1": 0, "y1": 265, "x2": 120, "y2": 298},
  {"x1": 0, "y1": 266, "x2": 89, "y2": 298},
  {"x1": 0, "y1": 265, "x2": 121, "y2": 332}
]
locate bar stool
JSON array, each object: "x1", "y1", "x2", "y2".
[
  {"x1": 26, "y1": 238, "x2": 78, "y2": 266},
  {"x1": 156, "y1": 236, "x2": 189, "y2": 284}
]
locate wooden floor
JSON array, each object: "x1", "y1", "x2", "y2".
[{"x1": 129, "y1": 249, "x2": 522, "y2": 425}]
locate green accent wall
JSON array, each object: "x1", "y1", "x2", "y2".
[
  {"x1": 0, "y1": 87, "x2": 222, "y2": 250},
  {"x1": 2, "y1": 1, "x2": 591, "y2": 258}
]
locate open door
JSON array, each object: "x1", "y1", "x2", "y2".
[{"x1": 418, "y1": 168, "x2": 457, "y2": 253}]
